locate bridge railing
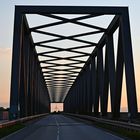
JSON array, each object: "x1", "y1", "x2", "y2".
[
  {"x1": 0, "y1": 113, "x2": 48, "y2": 129},
  {"x1": 65, "y1": 113, "x2": 140, "y2": 132}
]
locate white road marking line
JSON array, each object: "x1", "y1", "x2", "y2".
[
  {"x1": 54, "y1": 117, "x2": 60, "y2": 140},
  {"x1": 57, "y1": 127, "x2": 60, "y2": 140},
  {"x1": 1, "y1": 127, "x2": 26, "y2": 140},
  {"x1": 105, "y1": 131, "x2": 124, "y2": 140}
]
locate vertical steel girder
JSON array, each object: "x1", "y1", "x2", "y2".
[
  {"x1": 64, "y1": 7, "x2": 138, "y2": 119},
  {"x1": 10, "y1": 9, "x2": 50, "y2": 119}
]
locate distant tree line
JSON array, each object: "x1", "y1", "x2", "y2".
[{"x1": 0, "y1": 107, "x2": 9, "y2": 111}]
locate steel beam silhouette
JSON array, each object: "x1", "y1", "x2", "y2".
[{"x1": 10, "y1": 6, "x2": 138, "y2": 119}]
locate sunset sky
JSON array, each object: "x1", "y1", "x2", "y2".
[{"x1": 0, "y1": 0, "x2": 140, "y2": 112}]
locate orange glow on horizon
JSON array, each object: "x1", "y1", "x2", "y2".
[
  {"x1": 0, "y1": 48, "x2": 12, "y2": 108},
  {"x1": 51, "y1": 103, "x2": 63, "y2": 112}
]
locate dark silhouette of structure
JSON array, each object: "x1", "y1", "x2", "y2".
[{"x1": 10, "y1": 6, "x2": 138, "y2": 120}]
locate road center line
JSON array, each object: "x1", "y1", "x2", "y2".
[{"x1": 54, "y1": 117, "x2": 60, "y2": 140}]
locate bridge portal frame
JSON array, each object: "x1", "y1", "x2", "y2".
[{"x1": 10, "y1": 6, "x2": 138, "y2": 119}]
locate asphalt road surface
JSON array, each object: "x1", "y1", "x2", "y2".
[{"x1": 2, "y1": 115, "x2": 124, "y2": 140}]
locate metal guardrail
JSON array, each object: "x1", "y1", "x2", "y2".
[
  {"x1": 0, "y1": 113, "x2": 48, "y2": 129},
  {"x1": 65, "y1": 113, "x2": 140, "y2": 132}
]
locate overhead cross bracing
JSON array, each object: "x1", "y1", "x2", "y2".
[{"x1": 26, "y1": 12, "x2": 114, "y2": 102}]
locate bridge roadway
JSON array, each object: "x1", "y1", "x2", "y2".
[{"x1": 3, "y1": 115, "x2": 124, "y2": 140}]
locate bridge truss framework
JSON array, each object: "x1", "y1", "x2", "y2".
[{"x1": 10, "y1": 6, "x2": 138, "y2": 119}]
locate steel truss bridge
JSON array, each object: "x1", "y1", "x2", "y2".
[{"x1": 10, "y1": 6, "x2": 138, "y2": 120}]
